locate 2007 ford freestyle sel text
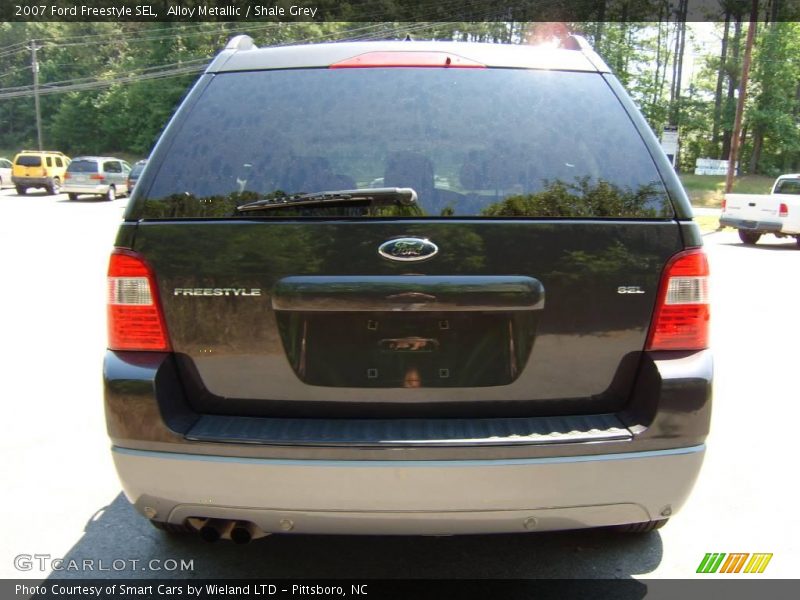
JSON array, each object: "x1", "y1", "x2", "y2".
[{"x1": 105, "y1": 35, "x2": 711, "y2": 543}]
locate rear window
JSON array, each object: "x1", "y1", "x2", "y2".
[
  {"x1": 68, "y1": 160, "x2": 99, "y2": 173},
  {"x1": 16, "y1": 155, "x2": 41, "y2": 167},
  {"x1": 136, "y1": 68, "x2": 672, "y2": 219},
  {"x1": 775, "y1": 179, "x2": 800, "y2": 194}
]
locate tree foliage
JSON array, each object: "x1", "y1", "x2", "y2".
[{"x1": 1, "y1": 18, "x2": 799, "y2": 173}]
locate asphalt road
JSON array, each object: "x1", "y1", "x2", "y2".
[{"x1": 1, "y1": 187, "x2": 798, "y2": 580}]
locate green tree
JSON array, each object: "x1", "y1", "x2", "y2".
[{"x1": 742, "y1": 21, "x2": 800, "y2": 174}]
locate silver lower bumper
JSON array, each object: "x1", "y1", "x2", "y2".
[
  {"x1": 63, "y1": 184, "x2": 110, "y2": 194},
  {"x1": 113, "y1": 445, "x2": 705, "y2": 535},
  {"x1": 719, "y1": 215, "x2": 783, "y2": 233}
]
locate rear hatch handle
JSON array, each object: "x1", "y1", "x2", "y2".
[{"x1": 272, "y1": 275, "x2": 545, "y2": 312}]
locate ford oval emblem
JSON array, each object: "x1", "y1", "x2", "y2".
[{"x1": 378, "y1": 237, "x2": 438, "y2": 262}]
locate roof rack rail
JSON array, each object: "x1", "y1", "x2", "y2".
[
  {"x1": 225, "y1": 35, "x2": 257, "y2": 52},
  {"x1": 567, "y1": 34, "x2": 609, "y2": 73},
  {"x1": 568, "y1": 35, "x2": 593, "y2": 52}
]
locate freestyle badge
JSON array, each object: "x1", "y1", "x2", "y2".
[{"x1": 173, "y1": 288, "x2": 262, "y2": 297}]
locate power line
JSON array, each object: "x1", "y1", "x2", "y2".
[
  {"x1": 0, "y1": 13, "x2": 498, "y2": 102},
  {"x1": 0, "y1": 22, "x2": 423, "y2": 97},
  {"x1": 0, "y1": 62, "x2": 209, "y2": 100},
  {"x1": 0, "y1": 57, "x2": 210, "y2": 94},
  {"x1": 0, "y1": 63, "x2": 208, "y2": 100},
  {"x1": 0, "y1": 65, "x2": 33, "y2": 80},
  {"x1": 40, "y1": 22, "x2": 283, "y2": 49},
  {"x1": 0, "y1": 45, "x2": 31, "y2": 60},
  {"x1": 0, "y1": 22, "x2": 240, "y2": 53},
  {"x1": 0, "y1": 39, "x2": 31, "y2": 54}
]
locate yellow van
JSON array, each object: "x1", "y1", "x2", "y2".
[{"x1": 12, "y1": 151, "x2": 71, "y2": 195}]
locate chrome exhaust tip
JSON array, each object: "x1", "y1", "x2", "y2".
[
  {"x1": 230, "y1": 521, "x2": 258, "y2": 544},
  {"x1": 199, "y1": 518, "x2": 231, "y2": 543}
]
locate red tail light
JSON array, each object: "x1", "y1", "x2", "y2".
[
  {"x1": 646, "y1": 248, "x2": 709, "y2": 351},
  {"x1": 107, "y1": 249, "x2": 170, "y2": 351},
  {"x1": 90, "y1": 174, "x2": 105, "y2": 181},
  {"x1": 721, "y1": 198, "x2": 726, "y2": 211},
  {"x1": 779, "y1": 203, "x2": 789, "y2": 217},
  {"x1": 64, "y1": 173, "x2": 70, "y2": 180},
  {"x1": 330, "y1": 51, "x2": 485, "y2": 69}
]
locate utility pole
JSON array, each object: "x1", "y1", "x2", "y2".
[
  {"x1": 725, "y1": 0, "x2": 759, "y2": 193},
  {"x1": 28, "y1": 40, "x2": 43, "y2": 151}
]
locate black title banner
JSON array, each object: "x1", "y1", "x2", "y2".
[
  {"x1": 6, "y1": 579, "x2": 800, "y2": 600},
  {"x1": 9, "y1": 579, "x2": 650, "y2": 600},
  {"x1": 3, "y1": 0, "x2": 800, "y2": 23}
]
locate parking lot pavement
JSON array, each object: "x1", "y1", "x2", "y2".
[
  {"x1": 1, "y1": 190, "x2": 798, "y2": 579},
  {"x1": 683, "y1": 229, "x2": 800, "y2": 573}
]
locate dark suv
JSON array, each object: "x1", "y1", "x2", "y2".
[{"x1": 105, "y1": 35, "x2": 711, "y2": 542}]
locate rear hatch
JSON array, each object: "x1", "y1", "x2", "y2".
[
  {"x1": 724, "y1": 193, "x2": 783, "y2": 222},
  {"x1": 66, "y1": 158, "x2": 99, "y2": 186},
  {"x1": 13, "y1": 155, "x2": 44, "y2": 179},
  {"x1": 126, "y1": 61, "x2": 683, "y2": 418}
]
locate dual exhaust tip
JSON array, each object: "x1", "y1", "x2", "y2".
[{"x1": 196, "y1": 518, "x2": 264, "y2": 544}]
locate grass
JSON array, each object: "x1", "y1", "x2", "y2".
[{"x1": 679, "y1": 174, "x2": 774, "y2": 208}]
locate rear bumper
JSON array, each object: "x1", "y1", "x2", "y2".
[
  {"x1": 104, "y1": 349, "x2": 713, "y2": 460},
  {"x1": 11, "y1": 176, "x2": 51, "y2": 186},
  {"x1": 113, "y1": 444, "x2": 704, "y2": 534},
  {"x1": 720, "y1": 215, "x2": 783, "y2": 233},
  {"x1": 63, "y1": 184, "x2": 110, "y2": 194},
  {"x1": 105, "y1": 348, "x2": 712, "y2": 533}
]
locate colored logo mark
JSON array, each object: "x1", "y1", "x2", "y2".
[
  {"x1": 696, "y1": 553, "x2": 773, "y2": 574},
  {"x1": 378, "y1": 237, "x2": 438, "y2": 262}
]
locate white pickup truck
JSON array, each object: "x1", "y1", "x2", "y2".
[{"x1": 720, "y1": 174, "x2": 800, "y2": 246}]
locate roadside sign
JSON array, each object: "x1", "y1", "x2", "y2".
[
  {"x1": 695, "y1": 158, "x2": 737, "y2": 176},
  {"x1": 661, "y1": 126, "x2": 678, "y2": 167}
]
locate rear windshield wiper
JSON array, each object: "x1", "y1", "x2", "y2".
[{"x1": 236, "y1": 187, "x2": 418, "y2": 213}]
